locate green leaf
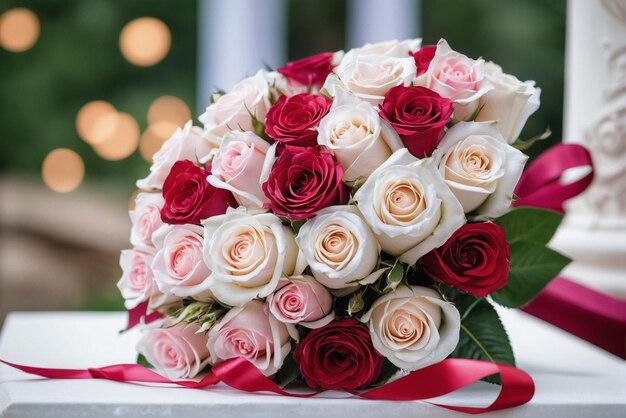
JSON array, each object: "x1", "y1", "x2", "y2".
[
  {"x1": 273, "y1": 351, "x2": 300, "y2": 388},
  {"x1": 512, "y1": 126, "x2": 552, "y2": 151},
  {"x1": 495, "y1": 207, "x2": 563, "y2": 245},
  {"x1": 491, "y1": 241, "x2": 570, "y2": 308},
  {"x1": 383, "y1": 261, "x2": 405, "y2": 292},
  {"x1": 347, "y1": 291, "x2": 365, "y2": 316},
  {"x1": 136, "y1": 354, "x2": 153, "y2": 369},
  {"x1": 451, "y1": 296, "x2": 515, "y2": 384}
]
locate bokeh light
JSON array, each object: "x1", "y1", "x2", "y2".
[
  {"x1": 0, "y1": 8, "x2": 40, "y2": 52},
  {"x1": 139, "y1": 127, "x2": 166, "y2": 162},
  {"x1": 92, "y1": 112, "x2": 140, "y2": 160},
  {"x1": 119, "y1": 17, "x2": 171, "y2": 67},
  {"x1": 76, "y1": 101, "x2": 118, "y2": 145},
  {"x1": 147, "y1": 96, "x2": 191, "y2": 126},
  {"x1": 42, "y1": 148, "x2": 85, "y2": 193}
]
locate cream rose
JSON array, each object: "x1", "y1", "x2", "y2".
[
  {"x1": 207, "y1": 299, "x2": 290, "y2": 376},
  {"x1": 208, "y1": 131, "x2": 270, "y2": 207},
  {"x1": 136, "y1": 319, "x2": 210, "y2": 379},
  {"x1": 296, "y1": 205, "x2": 381, "y2": 289},
  {"x1": 129, "y1": 192, "x2": 164, "y2": 249},
  {"x1": 433, "y1": 121, "x2": 528, "y2": 217},
  {"x1": 202, "y1": 208, "x2": 299, "y2": 306},
  {"x1": 151, "y1": 224, "x2": 212, "y2": 299},
  {"x1": 340, "y1": 38, "x2": 422, "y2": 60},
  {"x1": 353, "y1": 149, "x2": 465, "y2": 265},
  {"x1": 360, "y1": 285, "x2": 460, "y2": 371},
  {"x1": 199, "y1": 70, "x2": 271, "y2": 138},
  {"x1": 475, "y1": 62, "x2": 541, "y2": 143},
  {"x1": 137, "y1": 121, "x2": 219, "y2": 190},
  {"x1": 416, "y1": 39, "x2": 493, "y2": 121},
  {"x1": 317, "y1": 89, "x2": 404, "y2": 183},
  {"x1": 117, "y1": 248, "x2": 159, "y2": 309},
  {"x1": 326, "y1": 55, "x2": 416, "y2": 106}
]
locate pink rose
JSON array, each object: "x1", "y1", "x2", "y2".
[
  {"x1": 136, "y1": 320, "x2": 210, "y2": 379},
  {"x1": 207, "y1": 131, "x2": 270, "y2": 207},
  {"x1": 151, "y1": 224, "x2": 212, "y2": 298},
  {"x1": 416, "y1": 39, "x2": 492, "y2": 121},
  {"x1": 207, "y1": 299, "x2": 291, "y2": 376},
  {"x1": 129, "y1": 192, "x2": 164, "y2": 249},
  {"x1": 262, "y1": 145, "x2": 348, "y2": 220},
  {"x1": 117, "y1": 248, "x2": 159, "y2": 309},
  {"x1": 266, "y1": 275, "x2": 334, "y2": 328}
]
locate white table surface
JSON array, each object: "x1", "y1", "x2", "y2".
[{"x1": 0, "y1": 308, "x2": 624, "y2": 418}]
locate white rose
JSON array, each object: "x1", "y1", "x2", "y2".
[
  {"x1": 317, "y1": 88, "x2": 404, "y2": 183},
  {"x1": 296, "y1": 205, "x2": 381, "y2": 290},
  {"x1": 202, "y1": 208, "x2": 299, "y2": 306},
  {"x1": 433, "y1": 121, "x2": 528, "y2": 217},
  {"x1": 353, "y1": 149, "x2": 465, "y2": 265},
  {"x1": 137, "y1": 121, "x2": 219, "y2": 190},
  {"x1": 151, "y1": 224, "x2": 213, "y2": 299},
  {"x1": 207, "y1": 131, "x2": 270, "y2": 207},
  {"x1": 327, "y1": 55, "x2": 417, "y2": 106},
  {"x1": 129, "y1": 192, "x2": 164, "y2": 249},
  {"x1": 340, "y1": 38, "x2": 422, "y2": 61},
  {"x1": 199, "y1": 70, "x2": 271, "y2": 138},
  {"x1": 475, "y1": 62, "x2": 541, "y2": 143},
  {"x1": 360, "y1": 285, "x2": 460, "y2": 371},
  {"x1": 416, "y1": 39, "x2": 493, "y2": 121}
]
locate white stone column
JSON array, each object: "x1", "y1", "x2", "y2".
[
  {"x1": 346, "y1": 0, "x2": 420, "y2": 49},
  {"x1": 197, "y1": 0, "x2": 287, "y2": 111},
  {"x1": 550, "y1": 0, "x2": 626, "y2": 299}
]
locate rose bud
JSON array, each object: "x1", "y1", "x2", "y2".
[
  {"x1": 160, "y1": 160, "x2": 237, "y2": 225},
  {"x1": 265, "y1": 93, "x2": 332, "y2": 147},
  {"x1": 293, "y1": 318, "x2": 384, "y2": 390},
  {"x1": 277, "y1": 52, "x2": 337, "y2": 89},
  {"x1": 421, "y1": 222, "x2": 510, "y2": 297},
  {"x1": 360, "y1": 285, "x2": 460, "y2": 371},
  {"x1": 136, "y1": 319, "x2": 210, "y2": 379},
  {"x1": 379, "y1": 85, "x2": 453, "y2": 158},
  {"x1": 207, "y1": 300, "x2": 291, "y2": 376},
  {"x1": 266, "y1": 275, "x2": 333, "y2": 328},
  {"x1": 409, "y1": 44, "x2": 437, "y2": 76},
  {"x1": 262, "y1": 145, "x2": 348, "y2": 220}
]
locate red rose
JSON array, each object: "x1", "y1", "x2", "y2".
[
  {"x1": 262, "y1": 145, "x2": 348, "y2": 220},
  {"x1": 421, "y1": 222, "x2": 510, "y2": 297},
  {"x1": 293, "y1": 318, "x2": 384, "y2": 390},
  {"x1": 265, "y1": 93, "x2": 332, "y2": 147},
  {"x1": 161, "y1": 160, "x2": 237, "y2": 225},
  {"x1": 379, "y1": 85, "x2": 453, "y2": 158},
  {"x1": 410, "y1": 45, "x2": 436, "y2": 76},
  {"x1": 277, "y1": 52, "x2": 335, "y2": 88}
]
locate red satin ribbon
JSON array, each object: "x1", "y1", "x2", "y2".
[
  {"x1": 514, "y1": 143, "x2": 593, "y2": 213},
  {"x1": 125, "y1": 300, "x2": 160, "y2": 331},
  {"x1": 0, "y1": 357, "x2": 534, "y2": 414},
  {"x1": 522, "y1": 277, "x2": 626, "y2": 359}
]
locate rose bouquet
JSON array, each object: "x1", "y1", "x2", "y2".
[{"x1": 119, "y1": 38, "x2": 570, "y2": 395}]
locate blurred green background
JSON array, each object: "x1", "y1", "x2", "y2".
[{"x1": 0, "y1": 0, "x2": 566, "y2": 318}]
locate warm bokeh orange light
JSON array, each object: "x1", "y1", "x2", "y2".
[
  {"x1": 139, "y1": 128, "x2": 166, "y2": 162},
  {"x1": 76, "y1": 101, "x2": 118, "y2": 145},
  {"x1": 148, "y1": 96, "x2": 191, "y2": 126},
  {"x1": 92, "y1": 112, "x2": 140, "y2": 160},
  {"x1": 0, "y1": 8, "x2": 40, "y2": 52},
  {"x1": 42, "y1": 148, "x2": 85, "y2": 193},
  {"x1": 119, "y1": 17, "x2": 171, "y2": 67}
]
